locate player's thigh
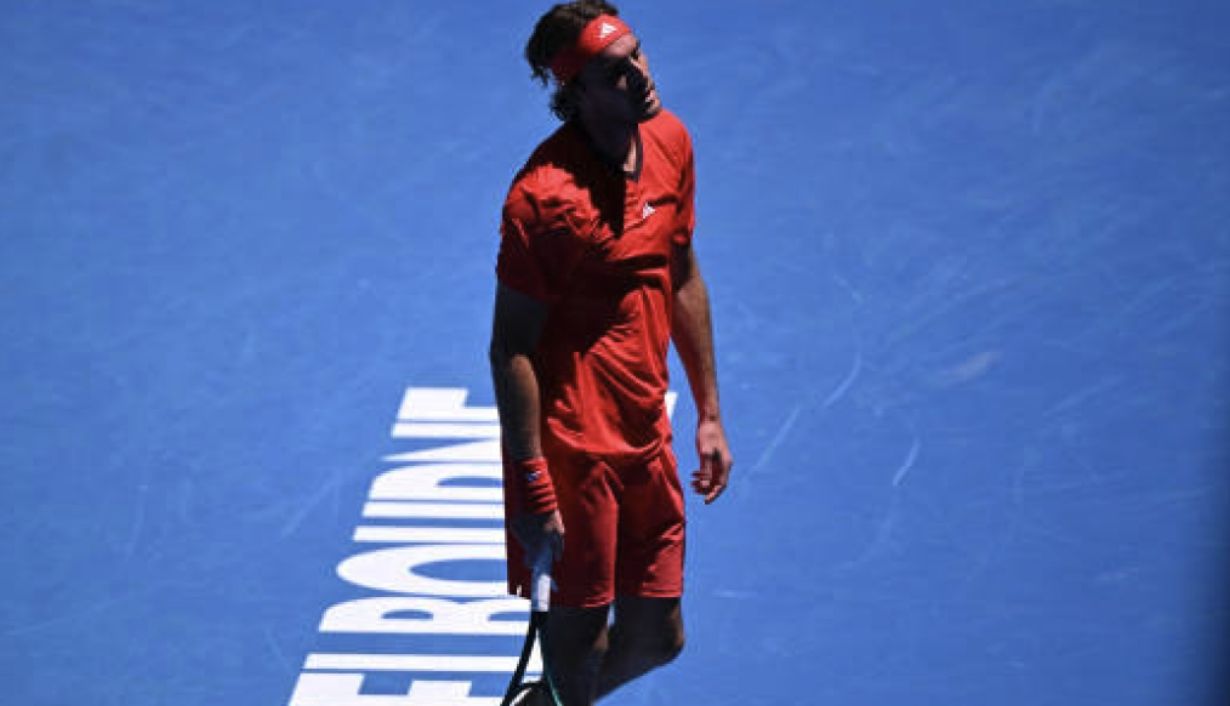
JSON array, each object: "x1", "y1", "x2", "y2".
[
  {"x1": 554, "y1": 456, "x2": 622, "y2": 607},
  {"x1": 614, "y1": 450, "x2": 686, "y2": 598}
]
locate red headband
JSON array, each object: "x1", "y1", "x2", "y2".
[{"x1": 549, "y1": 14, "x2": 632, "y2": 83}]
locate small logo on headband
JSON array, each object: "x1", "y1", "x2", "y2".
[{"x1": 599, "y1": 22, "x2": 618, "y2": 39}]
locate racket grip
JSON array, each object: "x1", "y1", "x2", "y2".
[{"x1": 530, "y1": 548, "x2": 553, "y2": 613}]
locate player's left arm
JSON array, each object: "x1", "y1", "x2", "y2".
[{"x1": 671, "y1": 244, "x2": 733, "y2": 504}]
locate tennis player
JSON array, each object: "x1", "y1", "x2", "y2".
[{"x1": 490, "y1": 2, "x2": 733, "y2": 704}]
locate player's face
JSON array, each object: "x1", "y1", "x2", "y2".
[{"x1": 576, "y1": 34, "x2": 661, "y2": 124}]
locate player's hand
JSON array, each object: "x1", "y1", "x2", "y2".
[
  {"x1": 691, "y1": 419, "x2": 733, "y2": 504},
  {"x1": 511, "y1": 509, "x2": 565, "y2": 566}
]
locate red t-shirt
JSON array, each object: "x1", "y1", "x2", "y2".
[{"x1": 497, "y1": 109, "x2": 696, "y2": 464}]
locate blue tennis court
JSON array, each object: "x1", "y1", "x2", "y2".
[{"x1": 3, "y1": 1, "x2": 1227, "y2": 704}]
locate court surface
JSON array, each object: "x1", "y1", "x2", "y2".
[{"x1": 3, "y1": 1, "x2": 1228, "y2": 704}]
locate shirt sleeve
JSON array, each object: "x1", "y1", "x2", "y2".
[
  {"x1": 673, "y1": 126, "x2": 696, "y2": 247},
  {"x1": 496, "y1": 180, "x2": 554, "y2": 303}
]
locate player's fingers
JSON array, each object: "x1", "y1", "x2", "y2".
[
  {"x1": 703, "y1": 454, "x2": 728, "y2": 503},
  {"x1": 691, "y1": 469, "x2": 711, "y2": 494},
  {"x1": 522, "y1": 539, "x2": 545, "y2": 570},
  {"x1": 548, "y1": 512, "x2": 565, "y2": 560}
]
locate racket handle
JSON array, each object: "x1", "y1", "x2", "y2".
[{"x1": 530, "y1": 548, "x2": 553, "y2": 613}]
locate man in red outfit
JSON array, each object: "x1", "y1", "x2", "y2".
[{"x1": 489, "y1": 3, "x2": 733, "y2": 704}]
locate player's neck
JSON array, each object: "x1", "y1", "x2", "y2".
[{"x1": 579, "y1": 116, "x2": 638, "y2": 175}]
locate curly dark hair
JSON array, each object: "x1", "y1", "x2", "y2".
[{"x1": 525, "y1": 1, "x2": 621, "y2": 121}]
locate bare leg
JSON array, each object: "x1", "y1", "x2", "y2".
[
  {"x1": 595, "y1": 596, "x2": 685, "y2": 700},
  {"x1": 543, "y1": 604, "x2": 611, "y2": 706}
]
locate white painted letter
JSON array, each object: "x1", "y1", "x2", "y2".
[
  {"x1": 319, "y1": 596, "x2": 527, "y2": 635},
  {"x1": 369, "y1": 464, "x2": 502, "y2": 503},
  {"x1": 290, "y1": 674, "x2": 498, "y2": 706},
  {"x1": 336, "y1": 544, "x2": 506, "y2": 597}
]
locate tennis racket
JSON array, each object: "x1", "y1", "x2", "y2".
[{"x1": 500, "y1": 548, "x2": 563, "y2": 706}]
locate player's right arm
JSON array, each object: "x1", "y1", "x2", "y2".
[
  {"x1": 489, "y1": 282, "x2": 547, "y2": 461},
  {"x1": 489, "y1": 283, "x2": 565, "y2": 559}
]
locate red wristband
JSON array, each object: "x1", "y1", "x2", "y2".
[{"x1": 505, "y1": 456, "x2": 557, "y2": 515}]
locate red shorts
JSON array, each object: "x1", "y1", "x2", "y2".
[{"x1": 505, "y1": 446, "x2": 686, "y2": 608}]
